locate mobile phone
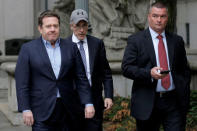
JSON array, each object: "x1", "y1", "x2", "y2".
[{"x1": 160, "y1": 70, "x2": 170, "y2": 74}]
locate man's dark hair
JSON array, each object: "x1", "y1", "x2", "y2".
[
  {"x1": 149, "y1": 1, "x2": 168, "y2": 12},
  {"x1": 38, "y1": 10, "x2": 60, "y2": 26}
]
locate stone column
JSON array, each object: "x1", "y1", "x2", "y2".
[
  {"x1": 0, "y1": 56, "x2": 17, "y2": 100},
  {"x1": 0, "y1": 62, "x2": 25, "y2": 125}
]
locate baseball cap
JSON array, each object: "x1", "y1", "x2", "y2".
[{"x1": 70, "y1": 9, "x2": 88, "y2": 24}]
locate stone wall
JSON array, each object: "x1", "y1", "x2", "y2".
[
  {"x1": 177, "y1": 0, "x2": 197, "y2": 49},
  {"x1": 0, "y1": 0, "x2": 34, "y2": 56}
]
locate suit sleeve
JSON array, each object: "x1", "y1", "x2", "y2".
[
  {"x1": 73, "y1": 45, "x2": 93, "y2": 104},
  {"x1": 15, "y1": 45, "x2": 31, "y2": 112},
  {"x1": 177, "y1": 37, "x2": 191, "y2": 85},
  {"x1": 121, "y1": 35, "x2": 152, "y2": 81},
  {"x1": 173, "y1": 36, "x2": 191, "y2": 111},
  {"x1": 99, "y1": 40, "x2": 113, "y2": 99}
]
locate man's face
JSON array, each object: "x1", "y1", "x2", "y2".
[
  {"x1": 38, "y1": 17, "x2": 60, "y2": 44},
  {"x1": 148, "y1": 7, "x2": 168, "y2": 34},
  {"x1": 71, "y1": 20, "x2": 88, "y2": 40}
]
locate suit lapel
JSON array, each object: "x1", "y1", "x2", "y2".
[
  {"x1": 68, "y1": 35, "x2": 96, "y2": 75},
  {"x1": 87, "y1": 36, "x2": 96, "y2": 74},
  {"x1": 58, "y1": 39, "x2": 66, "y2": 79},
  {"x1": 36, "y1": 37, "x2": 56, "y2": 79},
  {"x1": 165, "y1": 32, "x2": 174, "y2": 69},
  {"x1": 144, "y1": 29, "x2": 157, "y2": 66}
]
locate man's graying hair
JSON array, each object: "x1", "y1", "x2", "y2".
[
  {"x1": 149, "y1": 1, "x2": 168, "y2": 13},
  {"x1": 38, "y1": 10, "x2": 60, "y2": 26}
]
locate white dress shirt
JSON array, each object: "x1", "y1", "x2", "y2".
[
  {"x1": 149, "y1": 27, "x2": 175, "y2": 92},
  {"x1": 43, "y1": 38, "x2": 61, "y2": 97},
  {"x1": 72, "y1": 34, "x2": 92, "y2": 86}
]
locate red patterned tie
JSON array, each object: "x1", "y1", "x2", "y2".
[{"x1": 157, "y1": 35, "x2": 170, "y2": 90}]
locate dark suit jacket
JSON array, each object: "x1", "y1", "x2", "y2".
[
  {"x1": 122, "y1": 28, "x2": 191, "y2": 120},
  {"x1": 15, "y1": 37, "x2": 92, "y2": 122},
  {"x1": 67, "y1": 35, "x2": 113, "y2": 119}
]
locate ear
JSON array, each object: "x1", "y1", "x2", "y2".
[
  {"x1": 147, "y1": 14, "x2": 151, "y2": 21},
  {"x1": 70, "y1": 24, "x2": 74, "y2": 31},
  {"x1": 38, "y1": 25, "x2": 42, "y2": 34}
]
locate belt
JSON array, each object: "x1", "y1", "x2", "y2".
[{"x1": 156, "y1": 90, "x2": 175, "y2": 98}]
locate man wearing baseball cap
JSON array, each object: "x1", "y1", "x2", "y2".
[{"x1": 66, "y1": 9, "x2": 114, "y2": 131}]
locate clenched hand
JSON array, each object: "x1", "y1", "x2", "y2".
[
  {"x1": 104, "y1": 98, "x2": 113, "y2": 110},
  {"x1": 85, "y1": 105, "x2": 95, "y2": 118}
]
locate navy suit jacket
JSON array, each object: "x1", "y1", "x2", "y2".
[
  {"x1": 15, "y1": 37, "x2": 92, "y2": 121},
  {"x1": 122, "y1": 28, "x2": 191, "y2": 120},
  {"x1": 67, "y1": 35, "x2": 113, "y2": 118}
]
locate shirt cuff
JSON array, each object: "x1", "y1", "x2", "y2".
[
  {"x1": 23, "y1": 110, "x2": 31, "y2": 113},
  {"x1": 85, "y1": 104, "x2": 93, "y2": 107}
]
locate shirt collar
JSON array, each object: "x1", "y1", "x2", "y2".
[
  {"x1": 149, "y1": 26, "x2": 166, "y2": 39},
  {"x1": 42, "y1": 37, "x2": 60, "y2": 48},
  {"x1": 72, "y1": 33, "x2": 87, "y2": 44}
]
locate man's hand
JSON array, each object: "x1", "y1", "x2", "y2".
[
  {"x1": 23, "y1": 110, "x2": 34, "y2": 126},
  {"x1": 151, "y1": 67, "x2": 169, "y2": 80},
  {"x1": 85, "y1": 105, "x2": 95, "y2": 118},
  {"x1": 104, "y1": 98, "x2": 113, "y2": 110}
]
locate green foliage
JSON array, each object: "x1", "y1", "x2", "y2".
[
  {"x1": 103, "y1": 96, "x2": 136, "y2": 131},
  {"x1": 187, "y1": 90, "x2": 197, "y2": 129},
  {"x1": 104, "y1": 90, "x2": 197, "y2": 131},
  {"x1": 104, "y1": 97, "x2": 131, "y2": 122}
]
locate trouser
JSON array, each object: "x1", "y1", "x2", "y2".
[
  {"x1": 136, "y1": 91, "x2": 186, "y2": 131},
  {"x1": 32, "y1": 98, "x2": 69, "y2": 131}
]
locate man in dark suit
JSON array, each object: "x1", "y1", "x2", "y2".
[
  {"x1": 67, "y1": 9, "x2": 114, "y2": 131},
  {"x1": 122, "y1": 2, "x2": 191, "y2": 131},
  {"x1": 15, "y1": 10, "x2": 95, "y2": 131}
]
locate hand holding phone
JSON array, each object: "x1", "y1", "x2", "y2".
[{"x1": 160, "y1": 70, "x2": 170, "y2": 74}]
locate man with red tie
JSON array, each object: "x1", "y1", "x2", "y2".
[{"x1": 122, "y1": 1, "x2": 191, "y2": 131}]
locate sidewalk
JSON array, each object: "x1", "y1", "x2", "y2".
[
  {"x1": 0, "y1": 98, "x2": 31, "y2": 131},
  {"x1": 0, "y1": 111, "x2": 31, "y2": 131}
]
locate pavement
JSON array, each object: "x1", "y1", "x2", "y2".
[
  {"x1": 0, "y1": 111, "x2": 31, "y2": 131},
  {"x1": 0, "y1": 98, "x2": 31, "y2": 131}
]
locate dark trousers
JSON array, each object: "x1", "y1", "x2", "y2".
[
  {"x1": 78, "y1": 109, "x2": 103, "y2": 131},
  {"x1": 83, "y1": 118, "x2": 103, "y2": 131},
  {"x1": 32, "y1": 98, "x2": 69, "y2": 131},
  {"x1": 136, "y1": 91, "x2": 186, "y2": 131}
]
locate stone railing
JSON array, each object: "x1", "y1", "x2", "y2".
[
  {"x1": 0, "y1": 61, "x2": 24, "y2": 125},
  {"x1": 110, "y1": 62, "x2": 133, "y2": 97},
  {"x1": 187, "y1": 48, "x2": 197, "y2": 90},
  {"x1": 0, "y1": 56, "x2": 18, "y2": 100},
  {"x1": 188, "y1": 60, "x2": 197, "y2": 90}
]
